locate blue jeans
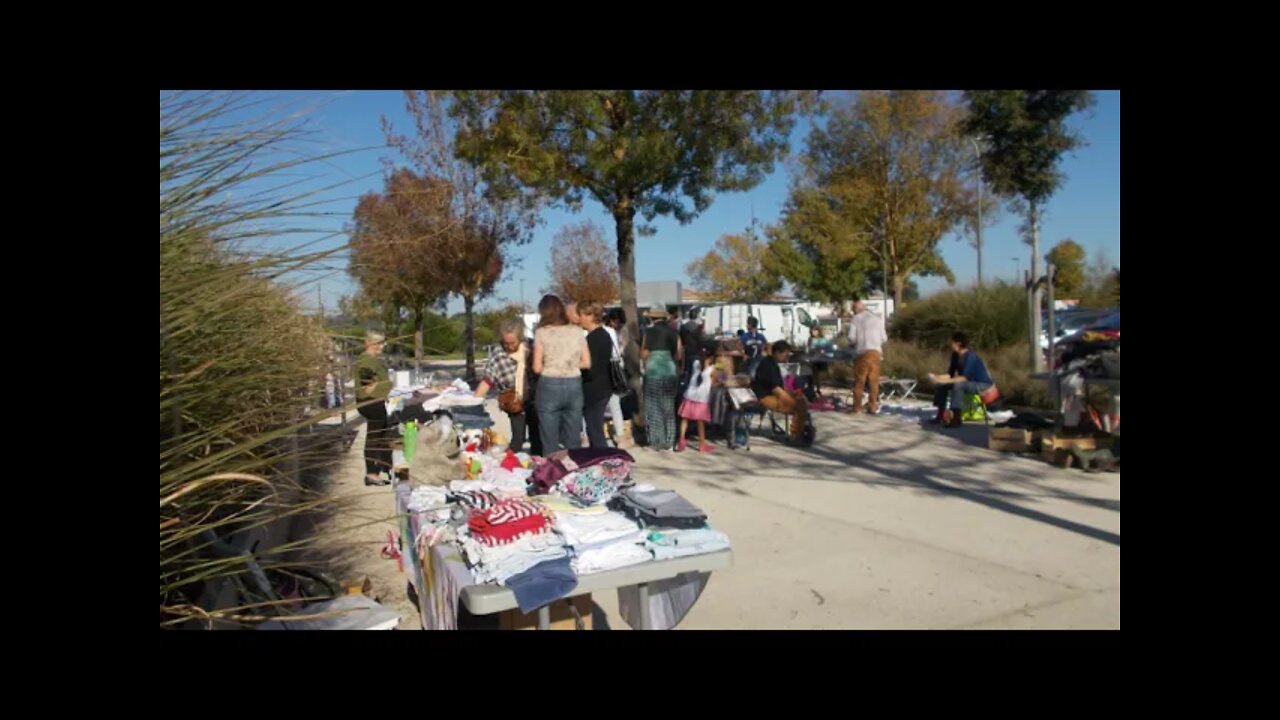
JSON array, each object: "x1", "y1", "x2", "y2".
[
  {"x1": 537, "y1": 376, "x2": 584, "y2": 453},
  {"x1": 950, "y1": 382, "x2": 992, "y2": 412}
]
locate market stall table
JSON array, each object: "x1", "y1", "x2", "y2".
[
  {"x1": 395, "y1": 482, "x2": 733, "y2": 631},
  {"x1": 1030, "y1": 372, "x2": 1120, "y2": 433}
]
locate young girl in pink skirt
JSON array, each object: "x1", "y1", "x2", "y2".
[{"x1": 677, "y1": 345, "x2": 721, "y2": 453}]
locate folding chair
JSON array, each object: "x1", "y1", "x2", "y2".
[{"x1": 878, "y1": 378, "x2": 919, "y2": 403}]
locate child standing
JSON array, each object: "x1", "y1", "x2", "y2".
[{"x1": 677, "y1": 345, "x2": 720, "y2": 453}]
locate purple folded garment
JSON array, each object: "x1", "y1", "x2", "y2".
[
  {"x1": 530, "y1": 457, "x2": 570, "y2": 494},
  {"x1": 566, "y1": 447, "x2": 636, "y2": 469}
]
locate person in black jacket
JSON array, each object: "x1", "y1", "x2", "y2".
[
  {"x1": 679, "y1": 309, "x2": 705, "y2": 384},
  {"x1": 577, "y1": 301, "x2": 616, "y2": 449}
]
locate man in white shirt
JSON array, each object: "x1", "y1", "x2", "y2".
[{"x1": 846, "y1": 299, "x2": 887, "y2": 414}]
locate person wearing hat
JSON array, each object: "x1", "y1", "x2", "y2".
[{"x1": 641, "y1": 305, "x2": 683, "y2": 451}]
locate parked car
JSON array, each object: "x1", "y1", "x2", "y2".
[
  {"x1": 1053, "y1": 312, "x2": 1120, "y2": 368},
  {"x1": 1040, "y1": 309, "x2": 1113, "y2": 351}
]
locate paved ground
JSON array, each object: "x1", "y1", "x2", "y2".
[
  {"x1": 315, "y1": 372, "x2": 1120, "y2": 630},
  {"x1": 592, "y1": 400, "x2": 1120, "y2": 629}
]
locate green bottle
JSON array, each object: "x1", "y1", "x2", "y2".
[{"x1": 403, "y1": 421, "x2": 418, "y2": 463}]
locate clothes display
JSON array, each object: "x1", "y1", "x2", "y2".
[{"x1": 396, "y1": 402, "x2": 731, "y2": 625}]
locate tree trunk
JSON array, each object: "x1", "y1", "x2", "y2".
[
  {"x1": 613, "y1": 199, "x2": 644, "y2": 419},
  {"x1": 1046, "y1": 260, "x2": 1056, "y2": 365},
  {"x1": 613, "y1": 201, "x2": 639, "y2": 361},
  {"x1": 893, "y1": 274, "x2": 906, "y2": 309},
  {"x1": 463, "y1": 292, "x2": 477, "y2": 382},
  {"x1": 1029, "y1": 203, "x2": 1044, "y2": 372},
  {"x1": 414, "y1": 306, "x2": 424, "y2": 374}
]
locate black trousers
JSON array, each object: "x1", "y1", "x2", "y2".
[
  {"x1": 583, "y1": 396, "x2": 611, "y2": 449},
  {"x1": 357, "y1": 401, "x2": 393, "y2": 476},
  {"x1": 933, "y1": 385, "x2": 951, "y2": 410},
  {"x1": 508, "y1": 406, "x2": 543, "y2": 456}
]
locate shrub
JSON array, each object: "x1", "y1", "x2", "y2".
[{"x1": 890, "y1": 282, "x2": 1029, "y2": 350}]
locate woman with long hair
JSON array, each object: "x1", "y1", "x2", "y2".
[{"x1": 532, "y1": 295, "x2": 590, "y2": 453}]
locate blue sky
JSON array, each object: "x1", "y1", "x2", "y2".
[{"x1": 231, "y1": 90, "x2": 1119, "y2": 314}]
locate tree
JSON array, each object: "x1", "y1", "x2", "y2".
[
  {"x1": 764, "y1": 184, "x2": 876, "y2": 306},
  {"x1": 961, "y1": 90, "x2": 1097, "y2": 370},
  {"x1": 864, "y1": 270, "x2": 920, "y2": 303},
  {"x1": 768, "y1": 91, "x2": 974, "y2": 308},
  {"x1": 686, "y1": 230, "x2": 782, "y2": 302},
  {"x1": 1046, "y1": 239, "x2": 1088, "y2": 297},
  {"x1": 445, "y1": 90, "x2": 814, "y2": 375},
  {"x1": 347, "y1": 168, "x2": 452, "y2": 367},
  {"x1": 1076, "y1": 248, "x2": 1119, "y2": 309},
  {"x1": 438, "y1": 218, "x2": 504, "y2": 377},
  {"x1": 383, "y1": 91, "x2": 538, "y2": 379},
  {"x1": 544, "y1": 221, "x2": 620, "y2": 305}
]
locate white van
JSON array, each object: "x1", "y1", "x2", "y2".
[{"x1": 696, "y1": 303, "x2": 808, "y2": 347}]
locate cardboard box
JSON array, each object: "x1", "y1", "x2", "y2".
[
  {"x1": 988, "y1": 427, "x2": 1034, "y2": 453},
  {"x1": 1039, "y1": 431, "x2": 1114, "y2": 468},
  {"x1": 499, "y1": 594, "x2": 593, "y2": 631}
]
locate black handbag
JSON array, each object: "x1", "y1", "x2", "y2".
[{"x1": 609, "y1": 354, "x2": 630, "y2": 396}]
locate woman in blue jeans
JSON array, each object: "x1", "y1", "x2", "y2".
[{"x1": 532, "y1": 295, "x2": 591, "y2": 453}]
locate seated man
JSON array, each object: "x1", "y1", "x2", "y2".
[
  {"x1": 928, "y1": 332, "x2": 994, "y2": 429},
  {"x1": 928, "y1": 349, "x2": 963, "y2": 424},
  {"x1": 751, "y1": 340, "x2": 810, "y2": 444}
]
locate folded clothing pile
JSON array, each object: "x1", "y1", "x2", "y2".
[
  {"x1": 457, "y1": 498, "x2": 567, "y2": 584},
  {"x1": 608, "y1": 488, "x2": 708, "y2": 530},
  {"x1": 406, "y1": 485, "x2": 448, "y2": 513},
  {"x1": 559, "y1": 458, "x2": 633, "y2": 506},
  {"x1": 530, "y1": 447, "x2": 636, "y2": 496},
  {"x1": 458, "y1": 528, "x2": 568, "y2": 585},
  {"x1": 531, "y1": 495, "x2": 607, "y2": 516},
  {"x1": 447, "y1": 464, "x2": 531, "y2": 501},
  {"x1": 445, "y1": 404, "x2": 494, "y2": 429},
  {"x1": 555, "y1": 511, "x2": 649, "y2": 575},
  {"x1": 467, "y1": 499, "x2": 551, "y2": 546},
  {"x1": 645, "y1": 528, "x2": 730, "y2": 560},
  {"x1": 448, "y1": 489, "x2": 501, "y2": 510}
]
